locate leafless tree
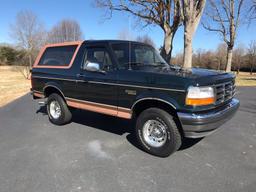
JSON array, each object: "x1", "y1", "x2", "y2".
[
  {"x1": 193, "y1": 48, "x2": 203, "y2": 67},
  {"x1": 215, "y1": 43, "x2": 227, "y2": 71},
  {"x1": 117, "y1": 28, "x2": 134, "y2": 40},
  {"x1": 249, "y1": 0, "x2": 256, "y2": 20},
  {"x1": 181, "y1": 0, "x2": 206, "y2": 69},
  {"x1": 232, "y1": 44, "x2": 245, "y2": 74},
  {"x1": 10, "y1": 10, "x2": 46, "y2": 79},
  {"x1": 136, "y1": 34, "x2": 155, "y2": 47},
  {"x1": 247, "y1": 40, "x2": 256, "y2": 74},
  {"x1": 10, "y1": 10, "x2": 46, "y2": 78},
  {"x1": 171, "y1": 51, "x2": 183, "y2": 65},
  {"x1": 14, "y1": 48, "x2": 32, "y2": 79},
  {"x1": 47, "y1": 19, "x2": 83, "y2": 43},
  {"x1": 15, "y1": 65, "x2": 31, "y2": 80},
  {"x1": 172, "y1": 41, "x2": 254, "y2": 72},
  {"x1": 95, "y1": 0, "x2": 183, "y2": 64},
  {"x1": 202, "y1": 0, "x2": 246, "y2": 72}
]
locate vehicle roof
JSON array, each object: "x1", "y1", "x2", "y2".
[
  {"x1": 43, "y1": 40, "x2": 151, "y2": 48},
  {"x1": 83, "y1": 40, "x2": 150, "y2": 45}
]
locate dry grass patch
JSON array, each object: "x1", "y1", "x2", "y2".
[
  {"x1": 236, "y1": 72, "x2": 256, "y2": 86},
  {"x1": 0, "y1": 66, "x2": 30, "y2": 107}
]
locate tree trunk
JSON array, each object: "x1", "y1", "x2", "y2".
[
  {"x1": 182, "y1": 0, "x2": 206, "y2": 69},
  {"x1": 28, "y1": 54, "x2": 32, "y2": 69},
  {"x1": 237, "y1": 59, "x2": 240, "y2": 74},
  {"x1": 225, "y1": 47, "x2": 233, "y2": 72},
  {"x1": 161, "y1": 31, "x2": 174, "y2": 64},
  {"x1": 218, "y1": 59, "x2": 221, "y2": 71},
  {"x1": 250, "y1": 59, "x2": 253, "y2": 75},
  {"x1": 183, "y1": 26, "x2": 193, "y2": 69}
]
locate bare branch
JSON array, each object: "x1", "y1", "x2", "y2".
[
  {"x1": 47, "y1": 19, "x2": 83, "y2": 43},
  {"x1": 203, "y1": 0, "x2": 246, "y2": 72},
  {"x1": 9, "y1": 10, "x2": 46, "y2": 68},
  {"x1": 202, "y1": 22, "x2": 228, "y2": 44},
  {"x1": 220, "y1": 0, "x2": 231, "y2": 23},
  {"x1": 95, "y1": 0, "x2": 184, "y2": 63},
  {"x1": 235, "y1": 0, "x2": 245, "y2": 29},
  {"x1": 136, "y1": 34, "x2": 156, "y2": 47}
]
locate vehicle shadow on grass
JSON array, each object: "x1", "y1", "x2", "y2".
[{"x1": 36, "y1": 106, "x2": 202, "y2": 152}]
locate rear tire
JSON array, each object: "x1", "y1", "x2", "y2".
[
  {"x1": 47, "y1": 93, "x2": 72, "y2": 125},
  {"x1": 135, "y1": 108, "x2": 181, "y2": 157}
]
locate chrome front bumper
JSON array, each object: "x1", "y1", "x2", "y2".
[{"x1": 178, "y1": 98, "x2": 240, "y2": 138}]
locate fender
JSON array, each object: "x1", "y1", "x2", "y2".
[
  {"x1": 43, "y1": 82, "x2": 65, "y2": 98},
  {"x1": 131, "y1": 90, "x2": 183, "y2": 111}
]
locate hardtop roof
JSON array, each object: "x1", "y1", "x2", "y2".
[
  {"x1": 43, "y1": 40, "x2": 151, "y2": 47},
  {"x1": 83, "y1": 39, "x2": 151, "y2": 45}
]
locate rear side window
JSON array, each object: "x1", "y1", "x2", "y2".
[{"x1": 38, "y1": 45, "x2": 77, "y2": 66}]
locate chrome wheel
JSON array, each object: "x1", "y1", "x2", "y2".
[
  {"x1": 142, "y1": 119, "x2": 167, "y2": 147},
  {"x1": 49, "y1": 100, "x2": 61, "y2": 119}
]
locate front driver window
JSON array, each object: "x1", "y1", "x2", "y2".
[
  {"x1": 111, "y1": 43, "x2": 167, "y2": 69},
  {"x1": 83, "y1": 47, "x2": 112, "y2": 71}
]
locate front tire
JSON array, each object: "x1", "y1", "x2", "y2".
[
  {"x1": 47, "y1": 93, "x2": 72, "y2": 125},
  {"x1": 136, "y1": 108, "x2": 181, "y2": 157}
]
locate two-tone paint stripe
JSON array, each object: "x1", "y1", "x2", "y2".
[
  {"x1": 32, "y1": 90, "x2": 132, "y2": 119},
  {"x1": 66, "y1": 97, "x2": 132, "y2": 119},
  {"x1": 33, "y1": 90, "x2": 44, "y2": 98},
  {"x1": 32, "y1": 76, "x2": 85, "y2": 83},
  {"x1": 32, "y1": 76, "x2": 186, "y2": 92}
]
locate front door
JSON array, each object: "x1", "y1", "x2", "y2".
[{"x1": 73, "y1": 44, "x2": 118, "y2": 116}]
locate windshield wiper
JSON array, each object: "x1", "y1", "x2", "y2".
[
  {"x1": 155, "y1": 61, "x2": 166, "y2": 65},
  {"x1": 145, "y1": 64, "x2": 164, "y2": 67},
  {"x1": 123, "y1": 62, "x2": 167, "y2": 69},
  {"x1": 166, "y1": 64, "x2": 183, "y2": 71},
  {"x1": 123, "y1": 62, "x2": 144, "y2": 66},
  {"x1": 123, "y1": 62, "x2": 144, "y2": 69}
]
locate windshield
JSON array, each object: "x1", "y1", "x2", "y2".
[{"x1": 111, "y1": 42, "x2": 167, "y2": 69}]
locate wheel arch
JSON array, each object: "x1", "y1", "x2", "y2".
[
  {"x1": 131, "y1": 97, "x2": 184, "y2": 136},
  {"x1": 132, "y1": 98, "x2": 177, "y2": 117},
  {"x1": 43, "y1": 83, "x2": 65, "y2": 100}
]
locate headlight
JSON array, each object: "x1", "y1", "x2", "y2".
[{"x1": 186, "y1": 86, "x2": 215, "y2": 106}]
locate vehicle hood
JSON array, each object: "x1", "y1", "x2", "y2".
[
  {"x1": 164, "y1": 67, "x2": 235, "y2": 85},
  {"x1": 169, "y1": 68, "x2": 235, "y2": 86},
  {"x1": 137, "y1": 66, "x2": 235, "y2": 86},
  {"x1": 178, "y1": 67, "x2": 229, "y2": 78}
]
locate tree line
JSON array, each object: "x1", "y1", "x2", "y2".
[
  {"x1": 0, "y1": 10, "x2": 83, "y2": 78},
  {"x1": 0, "y1": 11, "x2": 83, "y2": 65},
  {"x1": 96, "y1": 0, "x2": 256, "y2": 72},
  {"x1": 1, "y1": 0, "x2": 256, "y2": 77},
  {"x1": 172, "y1": 41, "x2": 256, "y2": 73},
  {"x1": 0, "y1": 10, "x2": 154, "y2": 68}
]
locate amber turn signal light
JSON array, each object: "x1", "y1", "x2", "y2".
[{"x1": 186, "y1": 97, "x2": 215, "y2": 106}]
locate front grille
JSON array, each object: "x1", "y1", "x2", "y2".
[{"x1": 215, "y1": 80, "x2": 236, "y2": 105}]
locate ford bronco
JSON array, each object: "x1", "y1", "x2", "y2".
[{"x1": 31, "y1": 40, "x2": 240, "y2": 157}]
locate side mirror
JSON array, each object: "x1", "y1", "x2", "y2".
[{"x1": 84, "y1": 62, "x2": 101, "y2": 72}]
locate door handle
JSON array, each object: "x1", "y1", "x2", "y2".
[
  {"x1": 76, "y1": 73, "x2": 88, "y2": 83},
  {"x1": 76, "y1": 73, "x2": 86, "y2": 78}
]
